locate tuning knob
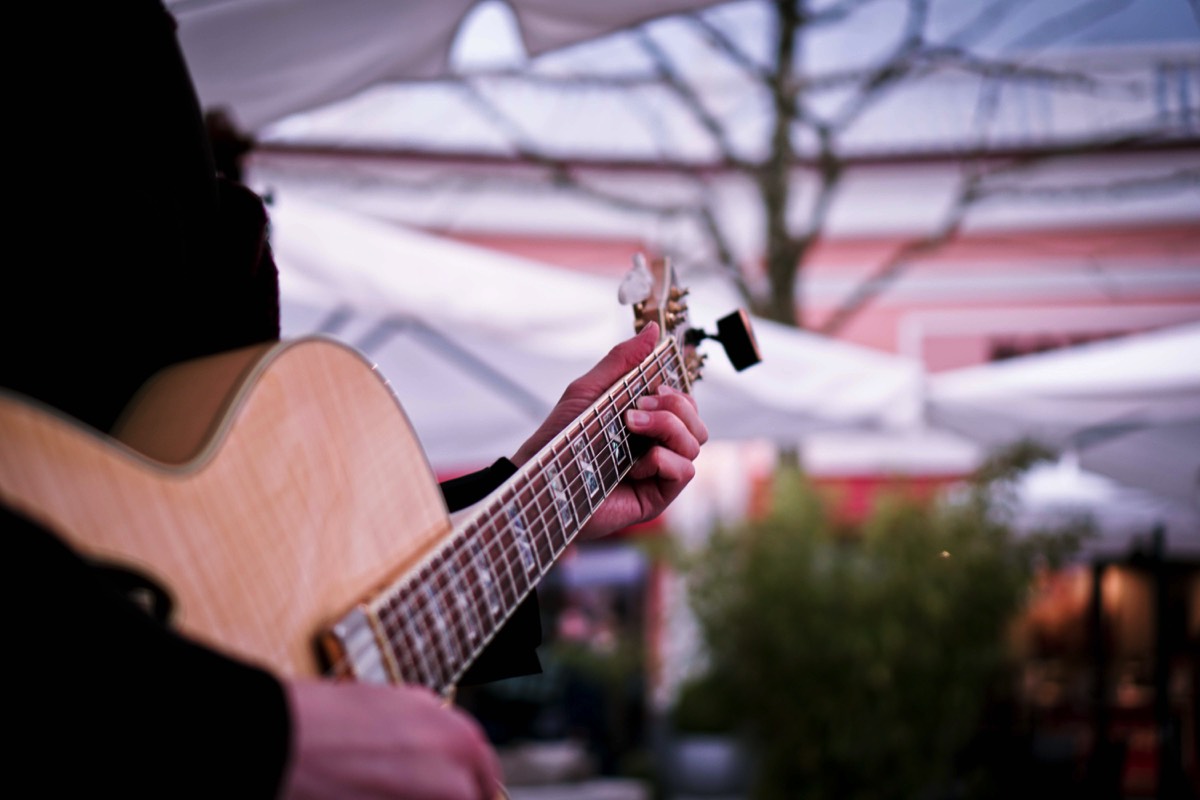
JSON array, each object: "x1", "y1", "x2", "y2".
[{"x1": 685, "y1": 309, "x2": 762, "y2": 372}]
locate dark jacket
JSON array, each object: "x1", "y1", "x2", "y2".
[{"x1": 3, "y1": 0, "x2": 538, "y2": 794}]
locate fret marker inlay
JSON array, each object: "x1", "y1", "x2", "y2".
[
  {"x1": 546, "y1": 464, "x2": 574, "y2": 528},
  {"x1": 507, "y1": 503, "x2": 538, "y2": 573},
  {"x1": 603, "y1": 409, "x2": 628, "y2": 467},
  {"x1": 573, "y1": 437, "x2": 601, "y2": 500},
  {"x1": 470, "y1": 543, "x2": 502, "y2": 618}
]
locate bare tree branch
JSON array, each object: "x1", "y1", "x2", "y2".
[
  {"x1": 456, "y1": 80, "x2": 701, "y2": 219},
  {"x1": 813, "y1": 127, "x2": 1195, "y2": 335},
  {"x1": 443, "y1": 51, "x2": 1136, "y2": 115},
  {"x1": 308, "y1": 0, "x2": 1188, "y2": 341},
  {"x1": 826, "y1": 0, "x2": 930, "y2": 131},
  {"x1": 816, "y1": 170, "x2": 983, "y2": 336},
  {"x1": 759, "y1": 0, "x2": 804, "y2": 325},
  {"x1": 634, "y1": 29, "x2": 750, "y2": 168},
  {"x1": 697, "y1": 204, "x2": 754, "y2": 301},
  {"x1": 686, "y1": 14, "x2": 773, "y2": 85}
]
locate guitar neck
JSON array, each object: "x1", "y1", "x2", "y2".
[{"x1": 327, "y1": 337, "x2": 689, "y2": 693}]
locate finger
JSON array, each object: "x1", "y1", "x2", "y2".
[
  {"x1": 625, "y1": 404, "x2": 702, "y2": 461},
  {"x1": 567, "y1": 322, "x2": 659, "y2": 397},
  {"x1": 638, "y1": 385, "x2": 708, "y2": 446},
  {"x1": 627, "y1": 446, "x2": 697, "y2": 488}
]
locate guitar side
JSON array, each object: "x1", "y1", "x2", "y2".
[{"x1": 0, "y1": 337, "x2": 451, "y2": 678}]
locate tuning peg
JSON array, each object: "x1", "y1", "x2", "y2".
[{"x1": 685, "y1": 309, "x2": 762, "y2": 372}]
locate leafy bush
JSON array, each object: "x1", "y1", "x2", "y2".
[{"x1": 678, "y1": 443, "x2": 1083, "y2": 800}]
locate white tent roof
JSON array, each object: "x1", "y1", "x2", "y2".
[
  {"x1": 1002, "y1": 456, "x2": 1200, "y2": 560},
  {"x1": 927, "y1": 323, "x2": 1200, "y2": 508},
  {"x1": 268, "y1": 195, "x2": 923, "y2": 471},
  {"x1": 239, "y1": 0, "x2": 1200, "y2": 160},
  {"x1": 169, "y1": 0, "x2": 727, "y2": 131}
]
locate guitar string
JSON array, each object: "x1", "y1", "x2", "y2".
[
  {"x1": 364, "y1": 347, "x2": 685, "y2": 688},
  {"x1": 347, "y1": 346, "x2": 686, "y2": 688},
  {"x1": 325, "y1": 344, "x2": 687, "y2": 687}
]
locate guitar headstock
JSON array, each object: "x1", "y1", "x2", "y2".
[
  {"x1": 620, "y1": 252, "x2": 762, "y2": 383},
  {"x1": 620, "y1": 254, "x2": 704, "y2": 386}
]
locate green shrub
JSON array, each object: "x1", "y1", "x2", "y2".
[{"x1": 678, "y1": 443, "x2": 1084, "y2": 800}]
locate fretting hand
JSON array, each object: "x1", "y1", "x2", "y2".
[{"x1": 511, "y1": 322, "x2": 708, "y2": 540}]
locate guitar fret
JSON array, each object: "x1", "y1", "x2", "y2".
[
  {"x1": 486, "y1": 523, "x2": 524, "y2": 609},
  {"x1": 448, "y1": 551, "x2": 482, "y2": 645},
  {"x1": 435, "y1": 555, "x2": 475, "y2": 680},
  {"x1": 379, "y1": 589, "x2": 417, "y2": 684},
  {"x1": 395, "y1": 585, "x2": 440, "y2": 687},
  {"x1": 513, "y1": 483, "x2": 555, "y2": 567},
  {"x1": 469, "y1": 539, "x2": 504, "y2": 624},
  {"x1": 414, "y1": 566, "x2": 452, "y2": 687},
  {"x1": 455, "y1": 541, "x2": 495, "y2": 657},
  {"x1": 422, "y1": 582, "x2": 461, "y2": 677},
  {"x1": 570, "y1": 425, "x2": 601, "y2": 514},
  {"x1": 546, "y1": 456, "x2": 575, "y2": 533},
  {"x1": 530, "y1": 465, "x2": 566, "y2": 552},
  {"x1": 601, "y1": 403, "x2": 630, "y2": 472},
  {"x1": 555, "y1": 438, "x2": 590, "y2": 529},
  {"x1": 577, "y1": 413, "x2": 615, "y2": 497},
  {"x1": 504, "y1": 494, "x2": 542, "y2": 574},
  {"x1": 629, "y1": 368, "x2": 646, "y2": 401}
]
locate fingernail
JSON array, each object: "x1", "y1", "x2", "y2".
[
  {"x1": 638, "y1": 396, "x2": 660, "y2": 411},
  {"x1": 627, "y1": 410, "x2": 650, "y2": 427}
]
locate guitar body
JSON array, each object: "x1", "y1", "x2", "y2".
[{"x1": 0, "y1": 337, "x2": 451, "y2": 678}]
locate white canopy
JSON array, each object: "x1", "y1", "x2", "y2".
[
  {"x1": 168, "y1": 0, "x2": 727, "y2": 131},
  {"x1": 1002, "y1": 456, "x2": 1200, "y2": 560},
  {"x1": 268, "y1": 195, "x2": 923, "y2": 472},
  {"x1": 927, "y1": 323, "x2": 1200, "y2": 509}
]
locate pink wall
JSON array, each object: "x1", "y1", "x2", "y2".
[{"x1": 451, "y1": 221, "x2": 1200, "y2": 373}]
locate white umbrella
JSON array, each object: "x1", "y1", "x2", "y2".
[
  {"x1": 927, "y1": 323, "x2": 1200, "y2": 507},
  {"x1": 169, "y1": 0, "x2": 729, "y2": 131},
  {"x1": 1001, "y1": 456, "x2": 1200, "y2": 560}
]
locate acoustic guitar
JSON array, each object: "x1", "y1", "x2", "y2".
[{"x1": 0, "y1": 255, "x2": 758, "y2": 696}]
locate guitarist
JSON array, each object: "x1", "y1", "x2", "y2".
[{"x1": 3, "y1": 1, "x2": 708, "y2": 798}]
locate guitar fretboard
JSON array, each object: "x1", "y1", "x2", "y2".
[{"x1": 353, "y1": 337, "x2": 688, "y2": 693}]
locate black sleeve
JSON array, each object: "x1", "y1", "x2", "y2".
[
  {"x1": 5, "y1": 504, "x2": 290, "y2": 796},
  {"x1": 440, "y1": 459, "x2": 544, "y2": 685}
]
